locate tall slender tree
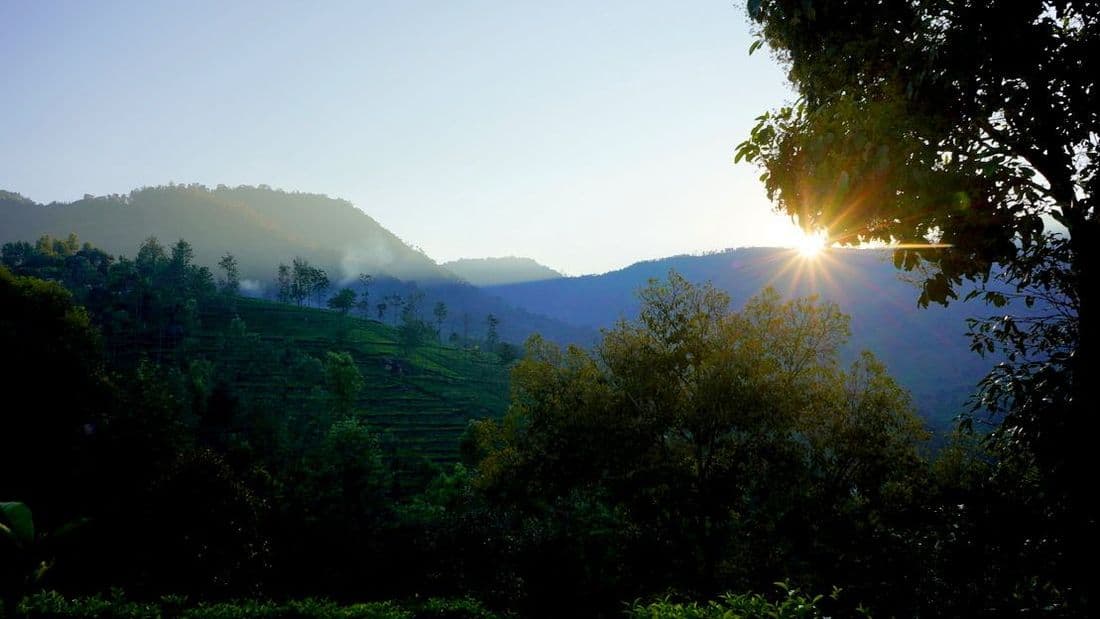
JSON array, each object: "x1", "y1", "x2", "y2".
[
  {"x1": 433, "y1": 301, "x2": 448, "y2": 343},
  {"x1": 217, "y1": 253, "x2": 240, "y2": 296}
]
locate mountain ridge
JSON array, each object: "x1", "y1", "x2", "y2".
[
  {"x1": 0, "y1": 184, "x2": 449, "y2": 283},
  {"x1": 481, "y1": 246, "x2": 1006, "y2": 432},
  {"x1": 442, "y1": 256, "x2": 563, "y2": 286}
]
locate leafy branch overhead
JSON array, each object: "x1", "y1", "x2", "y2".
[{"x1": 739, "y1": 0, "x2": 1096, "y2": 306}]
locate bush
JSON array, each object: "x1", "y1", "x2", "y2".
[
  {"x1": 628, "y1": 585, "x2": 861, "y2": 619},
  {"x1": 16, "y1": 592, "x2": 500, "y2": 619}
]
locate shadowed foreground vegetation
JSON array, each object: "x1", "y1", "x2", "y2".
[
  {"x1": 0, "y1": 234, "x2": 1082, "y2": 617},
  {"x1": 15, "y1": 592, "x2": 499, "y2": 619}
]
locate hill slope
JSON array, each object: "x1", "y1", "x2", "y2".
[{"x1": 196, "y1": 297, "x2": 511, "y2": 462}]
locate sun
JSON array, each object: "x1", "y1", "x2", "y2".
[{"x1": 793, "y1": 230, "x2": 828, "y2": 258}]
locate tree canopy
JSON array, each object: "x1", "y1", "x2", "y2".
[
  {"x1": 738, "y1": 1, "x2": 1097, "y2": 608},
  {"x1": 469, "y1": 273, "x2": 927, "y2": 612},
  {"x1": 739, "y1": 1, "x2": 1095, "y2": 301}
]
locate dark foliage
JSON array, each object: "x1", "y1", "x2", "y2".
[{"x1": 0, "y1": 237, "x2": 1082, "y2": 616}]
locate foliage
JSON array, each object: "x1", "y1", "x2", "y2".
[
  {"x1": 470, "y1": 272, "x2": 926, "y2": 614},
  {"x1": 0, "y1": 265, "x2": 108, "y2": 520},
  {"x1": 328, "y1": 288, "x2": 358, "y2": 315},
  {"x1": 17, "y1": 591, "x2": 502, "y2": 619},
  {"x1": 628, "y1": 584, "x2": 851, "y2": 619},
  {"x1": 4, "y1": 234, "x2": 1064, "y2": 615},
  {"x1": 492, "y1": 342, "x2": 520, "y2": 365},
  {"x1": 738, "y1": 0, "x2": 1095, "y2": 303},
  {"x1": 324, "y1": 352, "x2": 365, "y2": 420},
  {"x1": 484, "y1": 315, "x2": 499, "y2": 351},
  {"x1": 218, "y1": 253, "x2": 240, "y2": 296},
  {"x1": 0, "y1": 238, "x2": 514, "y2": 606},
  {"x1": 0, "y1": 502, "x2": 86, "y2": 618},
  {"x1": 1, "y1": 502, "x2": 42, "y2": 617},
  {"x1": 288, "y1": 258, "x2": 330, "y2": 307},
  {"x1": 396, "y1": 290, "x2": 436, "y2": 352},
  {"x1": 276, "y1": 264, "x2": 292, "y2": 304},
  {"x1": 433, "y1": 302, "x2": 448, "y2": 341},
  {"x1": 739, "y1": 2, "x2": 1096, "y2": 610}
]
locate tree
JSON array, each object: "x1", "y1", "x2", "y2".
[
  {"x1": 289, "y1": 258, "x2": 328, "y2": 307},
  {"x1": 376, "y1": 302, "x2": 387, "y2": 322},
  {"x1": 168, "y1": 239, "x2": 194, "y2": 280},
  {"x1": 737, "y1": 0, "x2": 1096, "y2": 608},
  {"x1": 290, "y1": 258, "x2": 309, "y2": 306},
  {"x1": 135, "y1": 237, "x2": 166, "y2": 279},
  {"x1": 402, "y1": 289, "x2": 424, "y2": 323},
  {"x1": 398, "y1": 318, "x2": 429, "y2": 353},
  {"x1": 485, "y1": 314, "x2": 500, "y2": 351},
  {"x1": 471, "y1": 272, "x2": 926, "y2": 612},
  {"x1": 277, "y1": 263, "x2": 292, "y2": 304},
  {"x1": 327, "y1": 288, "x2": 357, "y2": 315},
  {"x1": 386, "y1": 294, "x2": 404, "y2": 325},
  {"x1": 398, "y1": 291, "x2": 430, "y2": 352},
  {"x1": 324, "y1": 351, "x2": 364, "y2": 421},
  {"x1": 296, "y1": 418, "x2": 389, "y2": 593},
  {"x1": 356, "y1": 274, "x2": 372, "y2": 317},
  {"x1": 136, "y1": 447, "x2": 270, "y2": 596},
  {"x1": 0, "y1": 267, "x2": 109, "y2": 519},
  {"x1": 433, "y1": 302, "x2": 448, "y2": 342},
  {"x1": 311, "y1": 269, "x2": 330, "y2": 307},
  {"x1": 217, "y1": 252, "x2": 240, "y2": 296}
]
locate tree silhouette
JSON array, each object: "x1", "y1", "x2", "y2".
[
  {"x1": 217, "y1": 253, "x2": 240, "y2": 295},
  {"x1": 485, "y1": 314, "x2": 500, "y2": 352},
  {"x1": 327, "y1": 288, "x2": 357, "y2": 315},
  {"x1": 433, "y1": 301, "x2": 448, "y2": 343},
  {"x1": 739, "y1": 1, "x2": 1096, "y2": 608}
]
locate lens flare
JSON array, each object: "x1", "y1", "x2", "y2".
[{"x1": 794, "y1": 231, "x2": 828, "y2": 258}]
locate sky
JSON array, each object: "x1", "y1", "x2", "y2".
[{"x1": 0, "y1": 1, "x2": 798, "y2": 276}]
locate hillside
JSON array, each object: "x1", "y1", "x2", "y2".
[
  {"x1": 0, "y1": 185, "x2": 596, "y2": 346},
  {"x1": 442, "y1": 256, "x2": 564, "y2": 286},
  {"x1": 193, "y1": 297, "x2": 510, "y2": 463},
  {"x1": 483, "y1": 247, "x2": 1008, "y2": 432}
]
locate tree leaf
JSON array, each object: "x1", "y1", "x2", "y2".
[{"x1": 0, "y1": 501, "x2": 34, "y2": 546}]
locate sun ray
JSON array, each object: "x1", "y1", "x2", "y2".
[{"x1": 794, "y1": 230, "x2": 828, "y2": 258}]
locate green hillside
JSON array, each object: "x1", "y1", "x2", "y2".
[{"x1": 195, "y1": 297, "x2": 510, "y2": 463}]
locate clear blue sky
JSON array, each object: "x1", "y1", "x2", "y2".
[{"x1": 1, "y1": 1, "x2": 796, "y2": 275}]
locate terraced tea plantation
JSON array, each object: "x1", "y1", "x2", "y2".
[{"x1": 190, "y1": 297, "x2": 511, "y2": 463}]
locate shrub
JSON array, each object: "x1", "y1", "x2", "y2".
[
  {"x1": 628, "y1": 585, "x2": 863, "y2": 619},
  {"x1": 16, "y1": 592, "x2": 499, "y2": 619}
]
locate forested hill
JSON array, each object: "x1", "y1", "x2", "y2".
[
  {"x1": 0, "y1": 185, "x2": 447, "y2": 283},
  {"x1": 482, "y1": 247, "x2": 1005, "y2": 431},
  {"x1": 0, "y1": 185, "x2": 596, "y2": 345}
]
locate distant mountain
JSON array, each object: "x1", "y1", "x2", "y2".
[
  {"x1": 443, "y1": 256, "x2": 563, "y2": 286},
  {"x1": 483, "y1": 247, "x2": 1009, "y2": 432},
  {"x1": 0, "y1": 185, "x2": 596, "y2": 346}
]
